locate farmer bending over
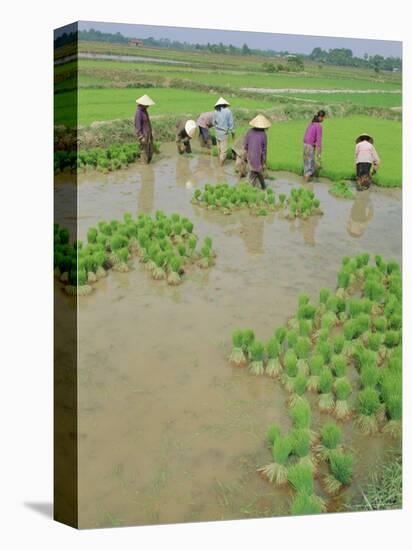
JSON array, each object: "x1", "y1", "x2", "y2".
[
  {"x1": 197, "y1": 111, "x2": 215, "y2": 149},
  {"x1": 355, "y1": 133, "x2": 380, "y2": 191},
  {"x1": 135, "y1": 94, "x2": 155, "y2": 164},
  {"x1": 244, "y1": 114, "x2": 272, "y2": 190},
  {"x1": 303, "y1": 110, "x2": 326, "y2": 182},
  {"x1": 213, "y1": 97, "x2": 235, "y2": 166},
  {"x1": 176, "y1": 119, "x2": 198, "y2": 155}
]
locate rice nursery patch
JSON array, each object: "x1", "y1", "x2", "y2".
[
  {"x1": 54, "y1": 211, "x2": 216, "y2": 295},
  {"x1": 54, "y1": 141, "x2": 160, "y2": 174},
  {"x1": 329, "y1": 180, "x2": 356, "y2": 200},
  {"x1": 227, "y1": 252, "x2": 402, "y2": 515},
  {"x1": 191, "y1": 182, "x2": 323, "y2": 220}
]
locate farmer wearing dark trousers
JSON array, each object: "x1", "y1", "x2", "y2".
[
  {"x1": 197, "y1": 112, "x2": 215, "y2": 148},
  {"x1": 355, "y1": 133, "x2": 380, "y2": 191},
  {"x1": 244, "y1": 114, "x2": 272, "y2": 190},
  {"x1": 134, "y1": 94, "x2": 155, "y2": 164},
  {"x1": 176, "y1": 119, "x2": 198, "y2": 155}
]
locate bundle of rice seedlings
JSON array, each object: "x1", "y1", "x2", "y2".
[
  {"x1": 87, "y1": 227, "x2": 98, "y2": 244},
  {"x1": 288, "y1": 463, "x2": 314, "y2": 495},
  {"x1": 316, "y1": 328, "x2": 329, "y2": 343},
  {"x1": 321, "y1": 311, "x2": 337, "y2": 331},
  {"x1": 334, "y1": 378, "x2": 352, "y2": 420},
  {"x1": 266, "y1": 337, "x2": 282, "y2": 377},
  {"x1": 373, "y1": 316, "x2": 387, "y2": 333},
  {"x1": 318, "y1": 368, "x2": 335, "y2": 412},
  {"x1": 319, "y1": 287, "x2": 331, "y2": 306},
  {"x1": 360, "y1": 366, "x2": 380, "y2": 389},
  {"x1": 333, "y1": 334, "x2": 345, "y2": 355},
  {"x1": 152, "y1": 252, "x2": 167, "y2": 280},
  {"x1": 266, "y1": 424, "x2": 282, "y2": 448},
  {"x1": 275, "y1": 326, "x2": 287, "y2": 345},
  {"x1": 332, "y1": 355, "x2": 347, "y2": 380},
  {"x1": 289, "y1": 374, "x2": 308, "y2": 407},
  {"x1": 279, "y1": 193, "x2": 286, "y2": 206},
  {"x1": 229, "y1": 329, "x2": 247, "y2": 366},
  {"x1": 94, "y1": 251, "x2": 107, "y2": 279},
  {"x1": 187, "y1": 235, "x2": 198, "y2": 260},
  {"x1": 364, "y1": 279, "x2": 385, "y2": 303},
  {"x1": 112, "y1": 247, "x2": 129, "y2": 272},
  {"x1": 290, "y1": 429, "x2": 317, "y2": 472},
  {"x1": 323, "y1": 450, "x2": 354, "y2": 495},
  {"x1": 287, "y1": 329, "x2": 298, "y2": 349},
  {"x1": 384, "y1": 330, "x2": 401, "y2": 349},
  {"x1": 295, "y1": 336, "x2": 311, "y2": 360},
  {"x1": 198, "y1": 244, "x2": 213, "y2": 269},
  {"x1": 316, "y1": 340, "x2": 333, "y2": 365},
  {"x1": 258, "y1": 435, "x2": 292, "y2": 485},
  {"x1": 355, "y1": 387, "x2": 382, "y2": 434},
  {"x1": 315, "y1": 422, "x2": 342, "y2": 462},
  {"x1": 290, "y1": 493, "x2": 325, "y2": 515},
  {"x1": 307, "y1": 354, "x2": 324, "y2": 392},
  {"x1": 299, "y1": 319, "x2": 312, "y2": 338},
  {"x1": 242, "y1": 329, "x2": 255, "y2": 358},
  {"x1": 167, "y1": 256, "x2": 183, "y2": 286},
  {"x1": 248, "y1": 341, "x2": 265, "y2": 376},
  {"x1": 289, "y1": 399, "x2": 311, "y2": 431},
  {"x1": 283, "y1": 349, "x2": 298, "y2": 392}
]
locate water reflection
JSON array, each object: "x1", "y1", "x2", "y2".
[
  {"x1": 239, "y1": 216, "x2": 265, "y2": 255},
  {"x1": 347, "y1": 189, "x2": 374, "y2": 238},
  {"x1": 138, "y1": 165, "x2": 155, "y2": 213}
]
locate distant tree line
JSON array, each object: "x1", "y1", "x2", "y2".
[
  {"x1": 73, "y1": 29, "x2": 402, "y2": 72},
  {"x1": 308, "y1": 47, "x2": 402, "y2": 72}
]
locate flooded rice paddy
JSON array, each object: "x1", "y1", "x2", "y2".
[{"x1": 55, "y1": 143, "x2": 401, "y2": 528}]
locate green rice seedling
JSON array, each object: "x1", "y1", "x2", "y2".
[
  {"x1": 307, "y1": 354, "x2": 324, "y2": 392},
  {"x1": 152, "y1": 252, "x2": 167, "y2": 280},
  {"x1": 289, "y1": 399, "x2": 311, "y2": 431},
  {"x1": 298, "y1": 293, "x2": 310, "y2": 307},
  {"x1": 87, "y1": 228, "x2": 98, "y2": 244},
  {"x1": 355, "y1": 388, "x2": 381, "y2": 435},
  {"x1": 258, "y1": 435, "x2": 292, "y2": 486},
  {"x1": 364, "y1": 279, "x2": 385, "y2": 303},
  {"x1": 295, "y1": 337, "x2": 311, "y2": 360},
  {"x1": 248, "y1": 341, "x2": 265, "y2": 376},
  {"x1": 360, "y1": 366, "x2": 380, "y2": 389},
  {"x1": 283, "y1": 349, "x2": 298, "y2": 392},
  {"x1": 275, "y1": 327, "x2": 287, "y2": 345},
  {"x1": 289, "y1": 374, "x2": 308, "y2": 407},
  {"x1": 329, "y1": 180, "x2": 355, "y2": 200},
  {"x1": 388, "y1": 313, "x2": 402, "y2": 331},
  {"x1": 229, "y1": 329, "x2": 247, "y2": 367},
  {"x1": 279, "y1": 193, "x2": 286, "y2": 206},
  {"x1": 288, "y1": 464, "x2": 314, "y2": 495},
  {"x1": 316, "y1": 340, "x2": 333, "y2": 364},
  {"x1": 316, "y1": 422, "x2": 342, "y2": 462},
  {"x1": 382, "y1": 393, "x2": 402, "y2": 438},
  {"x1": 290, "y1": 493, "x2": 324, "y2": 515},
  {"x1": 326, "y1": 295, "x2": 339, "y2": 314},
  {"x1": 319, "y1": 288, "x2": 331, "y2": 306},
  {"x1": 323, "y1": 450, "x2": 354, "y2": 495},
  {"x1": 299, "y1": 303, "x2": 317, "y2": 320},
  {"x1": 318, "y1": 368, "x2": 335, "y2": 412},
  {"x1": 337, "y1": 267, "x2": 352, "y2": 291},
  {"x1": 167, "y1": 256, "x2": 183, "y2": 286},
  {"x1": 384, "y1": 330, "x2": 401, "y2": 348},
  {"x1": 316, "y1": 329, "x2": 329, "y2": 343},
  {"x1": 366, "y1": 331, "x2": 382, "y2": 352},
  {"x1": 333, "y1": 334, "x2": 345, "y2": 355},
  {"x1": 332, "y1": 355, "x2": 347, "y2": 379},
  {"x1": 198, "y1": 244, "x2": 213, "y2": 269},
  {"x1": 266, "y1": 337, "x2": 282, "y2": 377},
  {"x1": 266, "y1": 424, "x2": 282, "y2": 448},
  {"x1": 334, "y1": 378, "x2": 353, "y2": 420},
  {"x1": 321, "y1": 311, "x2": 337, "y2": 331},
  {"x1": 242, "y1": 329, "x2": 255, "y2": 356},
  {"x1": 299, "y1": 319, "x2": 312, "y2": 338},
  {"x1": 112, "y1": 247, "x2": 130, "y2": 272},
  {"x1": 287, "y1": 330, "x2": 298, "y2": 349}
]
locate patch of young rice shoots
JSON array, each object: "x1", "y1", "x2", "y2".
[
  {"x1": 266, "y1": 337, "x2": 282, "y2": 377},
  {"x1": 319, "y1": 368, "x2": 335, "y2": 412},
  {"x1": 332, "y1": 355, "x2": 347, "y2": 379},
  {"x1": 355, "y1": 388, "x2": 381, "y2": 434},
  {"x1": 266, "y1": 424, "x2": 282, "y2": 447},
  {"x1": 334, "y1": 378, "x2": 352, "y2": 420},
  {"x1": 289, "y1": 399, "x2": 311, "y2": 430},
  {"x1": 249, "y1": 341, "x2": 265, "y2": 376},
  {"x1": 288, "y1": 463, "x2": 314, "y2": 495},
  {"x1": 290, "y1": 493, "x2": 324, "y2": 515},
  {"x1": 229, "y1": 329, "x2": 247, "y2": 367}
]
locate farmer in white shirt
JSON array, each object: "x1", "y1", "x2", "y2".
[{"x1": 355, "y1": 133, "x2": 380, "y2": 191}]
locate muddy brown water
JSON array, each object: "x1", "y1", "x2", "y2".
[{"x1": 55, "y1": 143, "x2": 401, "y2": 528}]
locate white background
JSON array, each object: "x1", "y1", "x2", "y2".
[{"x1": 1, "y1": 1, "x2": 410, "y2": 548}]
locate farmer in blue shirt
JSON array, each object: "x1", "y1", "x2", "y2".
[{"x1": 213, "y1": 97, "x2": 235, "y2": 166}]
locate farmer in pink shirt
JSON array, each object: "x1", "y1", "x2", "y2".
[
  {"x1": 355, "y1": 133, "x2": 380, "y2": 190},
  {"x1": 303, "y1": 110, "x2": 326, "y2": 182}
]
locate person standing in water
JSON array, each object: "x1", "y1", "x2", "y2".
[
  {"x1": 175, "y1": 119, "x2": 198, "y2": 155},
  {"x1": 213, "y1": 97, "x2": 235, "y2": 166},
  {"x1": 134, "y1": 94, "x2": 155, "y2": 164},
  {"x1": 303, "y1": 110, "x2": 326, "y2": 182},
  {"x1": 355, "y1": 133, "x2": 380, "y2": 191},
  {"x1": 244, "y1": 114, "x2": 272, "y2": 189},
  {"x1": 196, "y1": 111, "x2": 215, "y2": 148}
]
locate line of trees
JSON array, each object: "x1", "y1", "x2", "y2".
[{"x1": 309, "y1": 47, "x2": 402, "y2": 72}]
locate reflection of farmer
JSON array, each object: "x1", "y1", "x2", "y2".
[
  {"x1": 244, "y1": 115, "x2": 271, "y2": 190},
  {"x1": 134, "y1": 94, "x2": 155, "y2": 164},
  {"x1": 240, "y1": 216, "x2": 265, "y2": 255},
  {"x1": 138, "y1": 164, "x2": 155, "y2": 213},
  {"x1": 232, "y1": 135, "x2": 248, "y2": 178},
  {"x1": 347, "y1": 188, "x2": 374, "y2": 237},
  {"x1": 197, "y1": 112, "x2": 215, "y2": 149},
  {"x1": 213, "y1": 97, "x2": 235, "y2": 166},
  {"x1": 303, "y1": 110, "x2": 326, "y2": 182},
  {"x1": 176, "y1": 119, "x2": 198, "y2": 155},
  {"x1": 355, "y1": 133, "x2": 380, "y2": 191}
]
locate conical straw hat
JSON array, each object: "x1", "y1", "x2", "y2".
[
  {"x1": 215, "y1": 96, "x2": 230, "y2": 107},
  {"x1": 355, "y1": 133, "x2": 374, "y2": 144},
  {"x1": 185, "y1": 120, "x2": 198, "y2": 138},
  {"x1": 136, "y1": 94, "x2": 155, "y2": 106},
  {"x1": 249, "y1": 114, "x2": 271, "y2": 129}
]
